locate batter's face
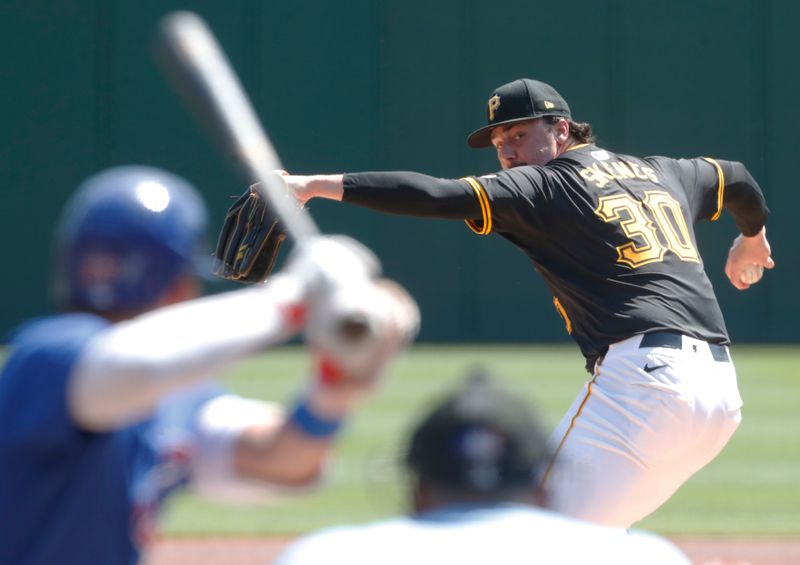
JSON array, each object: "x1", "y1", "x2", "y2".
[{"x1": 490, "y1": 118, "x2": 567, "y2": 169}]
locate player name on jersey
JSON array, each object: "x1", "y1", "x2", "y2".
[{"x1": 580, "y1": 153, "x2": 660, "y2": 188}]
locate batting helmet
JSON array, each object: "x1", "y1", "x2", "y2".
[{"x1": 54, "y1": 165, "x2": 209, "y2": 313}]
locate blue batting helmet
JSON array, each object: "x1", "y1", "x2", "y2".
[{"x1": 54, "y1": 165, "x2": 209, "y2": 312}]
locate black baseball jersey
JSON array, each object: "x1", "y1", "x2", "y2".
[{"x1": 343, "y1": 144, "x2": 768, "y2": 369}]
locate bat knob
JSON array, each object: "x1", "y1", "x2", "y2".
[{"x1": 337, "y1": 313, "x2": 372, "y2": 343}]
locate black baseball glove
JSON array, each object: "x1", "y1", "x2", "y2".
[{"x1": 214, "y1": 183, "x2": 288, "y2": 283}]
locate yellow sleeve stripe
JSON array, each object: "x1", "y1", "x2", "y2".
[
  {"x1": 462, "y1": 176, "x2": 493, "y2": 235},
  {"x1": 553, "y1": 297, "x2": 573, "y2": 334},
  {"x1": 702, "y1": 157, "x2": 725, "y2": 221}
]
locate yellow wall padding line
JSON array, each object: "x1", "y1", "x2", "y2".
[
  {"x1": 702, "y1": 157, "x2": 725, "y2": 221},
  {"x1": 539, "y1": 370, "x2": 599, "y2": 489},
  {"x1": 462, "y1": 176, "x2": 492, "y2": 235}
]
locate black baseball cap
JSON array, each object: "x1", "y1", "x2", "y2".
[
  {"x1": 467, "y1": 78, "x2": 571, "y2": 148},
  {"x1": 405, "y1": 373, "x2": 550, "y2": 493}
]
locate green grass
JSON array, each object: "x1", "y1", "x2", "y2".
[{"x1": 159, "y1": 343, "x2": 800, "y2": 538}]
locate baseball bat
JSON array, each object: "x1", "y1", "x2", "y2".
[
  {"x1": 152, "y1": 11, "x2": 379, "y2": 346},
  {"x1": 152, "y1": 11, "x2": 319, "y2": 243}
]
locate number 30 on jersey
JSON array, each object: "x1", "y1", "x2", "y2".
[{"x1": 595, "y1": 191, "x2": 699, "y2": 268}]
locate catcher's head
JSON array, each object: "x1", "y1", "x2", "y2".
[
  {"x1": 54, "y1": 166, "x2": 209, "y2": 316},
  {"x1": 404, "y1": 372, "x2": 551, "y2": 510}
]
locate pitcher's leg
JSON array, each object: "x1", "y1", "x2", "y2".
[{"x1": 543, "y1": 345, "x2": 742, "y2": 528}]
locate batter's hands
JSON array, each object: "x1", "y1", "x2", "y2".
[
  {"x1": 308, "y1": 277, "x2": 419, "y2": 389},
  {"x1": 724, "y1": 226, "x2": 775, "y2": 290},
  {"x1": 285, "y1": 235, "x2": 419, "y2": 395},
  {"x1": 285, "y1": 235, "x2": 380, "y2": 290}
]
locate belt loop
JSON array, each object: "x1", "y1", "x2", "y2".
[{"x1": 709, "y1": 343, "x2": 730, "y2": 363}]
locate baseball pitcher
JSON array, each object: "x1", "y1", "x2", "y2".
[{"x1": 227, "y1": 78, "x2": 773, "y2": 528}]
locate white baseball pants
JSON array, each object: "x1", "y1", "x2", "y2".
[{"x1": 543, "y1": 332, "x2": 742, "y2": 528}]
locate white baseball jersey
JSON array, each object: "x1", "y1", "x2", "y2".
[
  {"x1": 276, "y1": 503, "x2": 691, "y2": 565},
  {"x1": 0, "y1": 313, "x2": 284, "y2": 564}
]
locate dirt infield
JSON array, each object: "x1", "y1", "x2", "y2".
[{"x1": 144, "y1": 537, "x2": 800, "y2": 564}]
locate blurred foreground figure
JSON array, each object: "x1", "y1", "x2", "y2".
[{"x1": 0, "y1": 166, "x2": 418, "y2": 565}]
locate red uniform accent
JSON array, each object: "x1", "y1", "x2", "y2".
[
  {"x1": 281, "y1": 303, "x2": 308, "y2": 331},
  {"x1": 318, "y1": 358, "x2": 344, "y2": 385}
]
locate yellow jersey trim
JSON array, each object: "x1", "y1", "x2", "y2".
[
  {"x1": 702, "y1": 157, "x2": 725, "y2": 221},
  {"x1": 553, "y1": 297, "x2": 573, "y2": 334},
  {"x1": 462, "y1": 176, "x2": 492, "y2": 235},
  {"x1": 563, "y1": 143, "x2": 590, "y2": 153},
  {"x1": 540, "y1": 368, "x2": 600, "y2": 488}
]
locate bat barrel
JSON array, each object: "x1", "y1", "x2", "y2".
[{"x1": 153, "y1": 11, "x2": 319, "y2": 243}]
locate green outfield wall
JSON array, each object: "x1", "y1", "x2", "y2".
[{"x1": 2, "y1": 0, "x2": 796, "y2": 343}]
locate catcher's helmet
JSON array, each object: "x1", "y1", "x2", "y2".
[{"x1": 54, "y1": 166, "x2": 208, "y2": 312}]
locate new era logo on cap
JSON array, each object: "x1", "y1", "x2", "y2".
[{"x1": 468, "y1": 78, "x2": 572, "y2": 148}]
